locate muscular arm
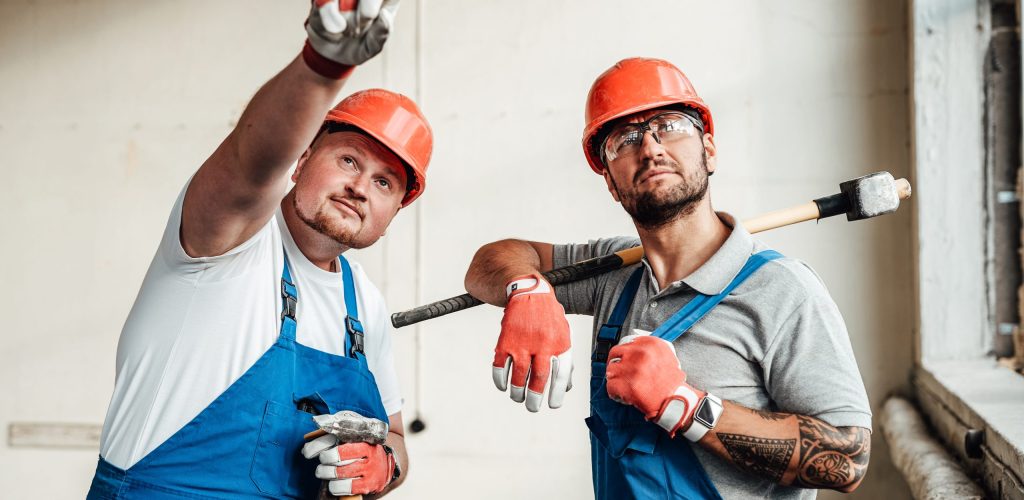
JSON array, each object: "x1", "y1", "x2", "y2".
[
  {"x1": 367, "y1": 412, "x2": 407, "y2": 499},
  {"x1": 181, "y1": 56, "x2": 348, "y2": 257},
  {"x1": 698, "y1": 402, "x2": 870, "y2": 492},
  {"x1": 464, "y1": 239, "x2": 554, "y2": 306}
]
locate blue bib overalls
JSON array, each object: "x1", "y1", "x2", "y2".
[
  {"x1": 587, "y1": 250, "x2": 782, "y2": 500},
  {"x1": 88, "y1": 254, "x2": 388, "y2": 499}
]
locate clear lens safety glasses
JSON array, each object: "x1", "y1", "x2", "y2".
[{"x1": 602, "y1": 112, "x2": 702, "y2": 163}]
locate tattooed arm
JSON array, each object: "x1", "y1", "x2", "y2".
[{"x1": 696, "y1": 402, "x2": 871, "y2": 492}]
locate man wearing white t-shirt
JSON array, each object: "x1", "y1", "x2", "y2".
[{"x1": 88, "y1": 1, "x2": 427, "y2": 498}]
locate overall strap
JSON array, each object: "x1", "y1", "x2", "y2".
[
  {"x1": 280, "y1": 255, "x2": 299, "y2": 342},
  {"x1": 591, "y1": 267, "x2": 645, "y2": 363},
  {"x1": 339, "y1": 255, "x2": 365, "y2": 359},
  {"x1": 652, "y1": 250, "x2": 783, "y2": 343}
]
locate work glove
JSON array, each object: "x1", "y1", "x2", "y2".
[
  {"x1": 492, "y1": 274, "x2": 573, "y2": 412},
  {"x1": 302, "y1": 435, "x2": 396, "y2": 496},
  {"x1": 303, "y1": 0, "x2": 400, "y2": 78},
  {"x1": 605, "y1": 333, "x2": 708, "y2": 437}
]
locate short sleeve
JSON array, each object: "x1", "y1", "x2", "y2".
[
  {"x1": 551, "y1": 236, "x2": 640, "y2": 316},
  {"x1": 157, "y1": 178, "x2": 276, "y2": 282},
  {"x1": 762, "y1": 291, "x2": 872, "y2": 430}
]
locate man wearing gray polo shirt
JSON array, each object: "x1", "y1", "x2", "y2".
[{"x1": 465, "y1": 58, "x2": 872, "y2": 499}]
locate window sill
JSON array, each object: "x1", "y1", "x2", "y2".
[{"x1": 914, "y1": 360, "x2": 1024, "y2": 497}]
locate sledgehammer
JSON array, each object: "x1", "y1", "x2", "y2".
[{"x1": 391, "y1": 171, "x2": 912, "y2": 328}]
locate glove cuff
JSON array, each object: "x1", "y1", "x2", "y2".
[
  {"x1": 302, "y1": 41, "x2": 356, "y2": 80},
  {"x1": 654, "y1": 383, "x2": 705, "y2": 437},
  {"x1": 505, "y1": 273, "x2": 551, "y2": 298}
]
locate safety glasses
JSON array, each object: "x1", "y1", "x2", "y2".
[{"x1": 601, "y1": 111, "x2": 703, "y2": 163}]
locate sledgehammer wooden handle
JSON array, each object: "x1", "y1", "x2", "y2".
[{"x1": 390, "y1": 177, "x2": 911, "y2": 328}]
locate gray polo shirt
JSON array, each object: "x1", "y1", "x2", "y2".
[{"x1": 553, "y1": 212, "x2": 871, "y2": 500}]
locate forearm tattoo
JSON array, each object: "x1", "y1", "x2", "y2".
[
  {"x1": 716, "y1": 411, "x2": 870, "y2": 490},
  {"x1": 792, "y1": 416, "x2": 870, "y2": 490},
  {"x1": 716, "y1": 433, "x2": 796, "y2": 483}
]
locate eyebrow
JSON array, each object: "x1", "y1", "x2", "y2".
[
  {"x1": 379, "y1": 167, "x2": 402, "y2": 183},
  {"x1": 334, "y1": 143, "x2": 405, "y2": 185}
]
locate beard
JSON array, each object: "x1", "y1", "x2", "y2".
[
  {"x1": 293, "y1": 193, "x2": 369, "y2": 249},
  {"x1": 619, "y1": 152, "x2": 710, "y2": 230}
]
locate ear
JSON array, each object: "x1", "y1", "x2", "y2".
[
  {"x1": 702, "y1": 133, "x2": 718, "y2": 175},
  {"x1": 293, "y1": 147, "x2": 313, "y2": 183},
  {"x1": 603, "y1": 170, "x2": 621, "y2": 203}
]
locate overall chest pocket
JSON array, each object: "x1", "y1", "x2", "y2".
[{"x1": 250, "y1": 400, "x2": 320, "y2": 499}]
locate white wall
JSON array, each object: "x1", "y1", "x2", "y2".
[{"x1": 0, "y1": 1, "x2": 913, "y2": 498}]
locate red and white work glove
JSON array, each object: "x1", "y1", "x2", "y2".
[
  {"x1": 303, "y1": 0, "x2": 400, "y2": 78},
  {"x1": 302, "y1": 434, "x2": 396, "y2": 496},
  {"x1": 606, "y1": 333, "x2": 721, "y2": 441},
  {"x1": 492, "y1": 274, "x2": 573, "y2": 412}
]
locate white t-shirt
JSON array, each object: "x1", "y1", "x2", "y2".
[{"x1": 98, "y1": 185, "x2": 403, "y2": 470}]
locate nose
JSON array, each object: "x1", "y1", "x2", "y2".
[
  {"x1": 639, "y1": 129, "x2": 666, "y2": 162},
  {"x1": 346, "y1": 172, "x2": 370, "y2": 200}
]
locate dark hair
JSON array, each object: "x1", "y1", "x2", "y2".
[{"x1": 319, "y1": 122, "x2": 418, "y2": 196}]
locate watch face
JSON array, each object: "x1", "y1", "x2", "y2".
[{"x1": 694, "y1": 399, "x2": 716, "y2": 428}]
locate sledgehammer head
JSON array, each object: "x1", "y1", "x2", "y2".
[
  {"x1": 816, "y1": 171, "x2": 912, "y2": 221},
  {"x1": 840, "y1": 171, "x2": 910, "y2": 220},
  {"x1": 305, "y1": 410, "x2": 389, "y2": 444}
]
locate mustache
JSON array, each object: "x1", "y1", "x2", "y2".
[
  {"x1": 632, "y1": 158, "x2": 680, "y2": 185},
  {"x1": 329, "y1": 195, "x2": 365, "y2": 218}
]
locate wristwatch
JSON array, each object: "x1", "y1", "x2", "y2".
[
  {"x1": 683, "y1": 393, "x2": 724, "y2": 442},
  {"x1": 382, "y1": 443, "x2": 401, "y2": 484}
]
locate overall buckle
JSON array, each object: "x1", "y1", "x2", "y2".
[
  {"x1": 592, "y1": 324, "x2": 621, "y2": 362},
  {"x1": 346, "y1": 316, "x2": 365, "y2": 356},
  {"x1": 281, "y1": 281, "x2": 297, "y2": 321}
]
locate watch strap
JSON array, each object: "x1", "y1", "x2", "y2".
[{"x1": 382, "y1": 443, "x2": 401, "y2": 484}]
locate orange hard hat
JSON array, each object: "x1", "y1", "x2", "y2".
[
  {"x1": 582, "y1": 58, "x2": 714, "y2": 174},
  {"x1": 323, "y1": 89, "x2": 433, "y2": 206}
]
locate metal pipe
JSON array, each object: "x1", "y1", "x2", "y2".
[{"x1": 879, "y1": 396, "x2": 985, "y2": 499}]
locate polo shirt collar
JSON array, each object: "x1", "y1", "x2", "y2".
[{"x1": 642, "y1": 212, "x2": 754, "y2": 296}]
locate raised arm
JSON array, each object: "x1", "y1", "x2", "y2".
[{"x1": 181, "y1": 0, "x2": 400, "y2": 257}]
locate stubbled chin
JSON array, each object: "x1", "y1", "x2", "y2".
[{"x1": 637, "y1": 178, "x2": 681, "y2": 196}]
